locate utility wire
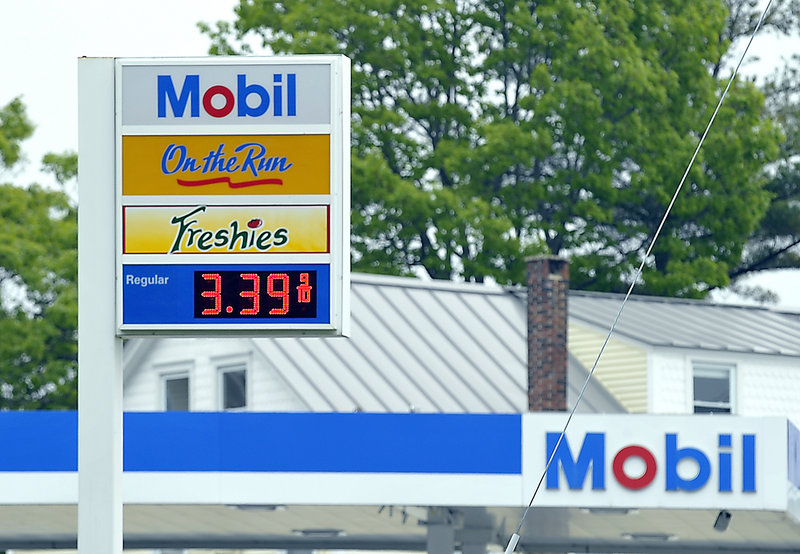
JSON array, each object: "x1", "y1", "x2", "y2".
[{"x1": 504, "y1": 1, "x2": 774, "y2": 552}]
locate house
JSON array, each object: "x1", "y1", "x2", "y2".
[{"x1": 567, "y1": 289, "x2": 800, "y2": 424}]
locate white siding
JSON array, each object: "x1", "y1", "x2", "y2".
[
  {"x1": 737, "y1": 356, "x2": 800, "y2": 427},
  {"x1": 123, "y1": 338, "x2": 306, "y2": 412},
  {"x1": 251, "y1": 344, "x2": 309, "y2": 411},
  {"x1": 649, "y1": 350, "x2": 691, "y2": 414},
  {"x1": 122, "y1": 364, "x2": 161, "y2": 411},
  {"x1": 649, "y1": 349, "x2": 800, "y2": 427}
]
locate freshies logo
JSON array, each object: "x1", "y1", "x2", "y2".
[
  {"x1": 157, "y1": 73, "x2": 297, "y2": 119},
  {"x1": 546, "y1": 432, "x2": 756, "y2": 492},
  {"x1": 169, "y1": 206, "x2": 289, "y2": 254}
]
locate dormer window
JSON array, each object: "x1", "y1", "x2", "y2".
[
  {"x1": 163, "y1": 373, "x2": 190, "y2": 411},
  {"x1": 693, "y1": 363, "x2": 733, "y2": 414},
  {"x1": 220, "y1": 365, "x2": 247, "y2": 410}
]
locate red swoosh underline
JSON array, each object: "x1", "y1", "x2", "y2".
[{"x1": 177, "y1": 177, "x2": 284, "y2": 188}]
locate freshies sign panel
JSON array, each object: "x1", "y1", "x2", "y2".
[{"x1": 116, "y1": 57, "x2": 350, "y2": 336}]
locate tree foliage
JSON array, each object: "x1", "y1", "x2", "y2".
[
  {"x1": 202, "y1": 0, "x2": 785, "y2": 297},
  {"x1": 713, "y1": 0, "x2": 800, "y2": 77},
  {"x1": 711, "y1": 0, "x2": 800, "y2": 295},
  {"x1": 0, "y1": 97, "x2": 77, "y2": 410},
  {"x1": 732, "y1": 60, "x2": 800, "y2": 278},
  {"x1": 0, "y1": 97, "x2": 34, "y2": 170}
]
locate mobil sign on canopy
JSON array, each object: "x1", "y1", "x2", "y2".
[
  {"x1": 122, "y1": 63, "x2": 331, "y2": 125},
  {"x1": 524, "y1": 414, "x2": 788, "y2": 510},
  {"x1": 117, "y1": 57, "x2": 350, "y2": 337}
]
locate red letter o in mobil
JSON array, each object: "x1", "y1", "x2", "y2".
[
  {"x1": 612, "y1": 445, "x2": 657, "y2": 490},
  {"x1": 202, "y1": 85, "x2": 235, "y2": 117}
]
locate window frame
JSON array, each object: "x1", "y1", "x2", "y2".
[
  {"x1": 692, "y1": 362, "x2": 735, "y2": 414},
  {"x1": 161, "y1": 371, "x2": 190, "y2": 412},
  {"x1": 218, "y1": 364, "x2": 248, "y2": 411}
]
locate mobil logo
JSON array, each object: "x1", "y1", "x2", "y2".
[
  {"x1": 157, "y1": 73, "x2": 297, "y2": 119},
  {"x1": 545, "y1": 431, "x2": 756, "y2": 492}
]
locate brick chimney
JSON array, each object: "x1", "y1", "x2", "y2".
[{"x1": 527, "y1": 256, "x2": 569, "y2": 411}]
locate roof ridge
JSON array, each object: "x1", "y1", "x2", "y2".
[
  {"x1": 569, "y1": 288, "x2": 800, "y2": 314},
  {"x1": 351, "y1": 272, "x2": 509, "y2": 295},
  {"x1": 352, "y1": 273, "x2": 800, "y2": 315}
]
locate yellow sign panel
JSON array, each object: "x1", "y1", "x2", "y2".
[
  {"x1": 124, "y1": 205, "x2": 329, "y2": 254},
  {"x1": 122, "y1": 135, "x2": 330, "y2": 195}
]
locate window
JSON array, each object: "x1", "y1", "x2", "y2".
[
  {"x1": 163, "y1": 374, "x2": 189, "y2": 411},
  {"x1": 221, "y1": 366, "x2": 247, "y2": 410},
  {"x1": 693, "y1": 363, "x2": 733, "y2": 414}
]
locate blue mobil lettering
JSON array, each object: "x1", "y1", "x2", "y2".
[
  {"x1": 157, "y1": 74, "x2": 297, "y2": 118},
  {"x1": 545, "y1": 432, "x2": 756, "y2": 492}
]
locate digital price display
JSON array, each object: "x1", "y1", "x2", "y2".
[
  {"x1": 194, "y1": 270, "x2": 317, "y2": 319},
  {"x1": 121, "y1": 263, "x2": 331, "y2": 329}
]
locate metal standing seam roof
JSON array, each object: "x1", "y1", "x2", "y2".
[
  {"x1": 568, "y1": 290, "x2": 800, "y2": 356},
  {"x1": 249, "y1": 273, "x2": 624, "y2": 415},
  {"x1": 252, "y1": 273, "x2": 529, "y2": 414}
]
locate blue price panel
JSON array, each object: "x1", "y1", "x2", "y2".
[{"x1": 122, "y1": 264, "x2": 330, "y2": 325}]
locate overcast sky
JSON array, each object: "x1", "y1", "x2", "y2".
[
  {"x1": 1, "y1": 0, "x2": 798, "y2": 310},
  {"x1": 0, "y1": 0, "x2": 239, "y2": 188}
]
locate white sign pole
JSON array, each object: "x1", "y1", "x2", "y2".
[{"x1": 78, "y1": 57, "x2": 124, "y2": 554}]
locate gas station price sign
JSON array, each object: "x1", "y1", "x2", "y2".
[
  {"x1": 115, "y1": 56, "x2": 350, "y2": 336},
  {"x1": 122, "y1": 264, "x2": 330, "y2": 327}
]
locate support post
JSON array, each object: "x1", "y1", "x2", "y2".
[
  {"x1": 459, "y1": 507, "x2": 494, "y2": 554},
  {"x1": 78, "y1": 57, "x2": 123, "y2": 554},
  {"x1": 427, "y1": 508, "x2": 455, "y2": 554}
]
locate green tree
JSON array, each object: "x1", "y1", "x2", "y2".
[
  {"x1": 461, "y1": 0, "x2": 779, "y2": 296},
  {"x1": 712, "y1": 0, "x2": 800, "y2": 77},
  {"x1": 202, "y1": 0, "x2": 781, "y2": 296},
  {"x1": 711, "y1": 0, "x2": 800, "y2": 298},
  {"x1": 730, "y1": 61, "x2": 800, "y2": 281},
  {"x1": 0, "y1": 97, "x2": 77, "y2": 409},
  {"x1": 0, "y1": 97, "x2": 34, "y2": 169}
]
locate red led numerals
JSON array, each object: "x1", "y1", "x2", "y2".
[
  {"x1": 200, "y1": 273, "x2": 222, "y2": 315},
  {"x1": 239, "y1": 273, "x2": 260, "y2": 315},
  {"x1": 267, "y1": 273, "x2": 289, "y2": 315},
  {"x1": 297, "y1": 272, "x2": 312, "y2": 303},
  {"x1": 195, "y1": 270, "x2": 316, "y2": 319}
]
